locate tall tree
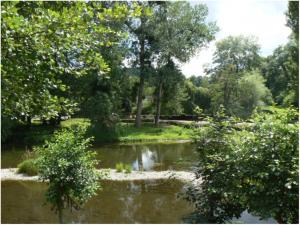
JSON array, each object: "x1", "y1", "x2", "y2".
[
  {"x1": 207, "y1": 35, "x2": 264, "y2": 115},
  {"x1": 261, "y1": 44, "x2": 294, "y2": 105},
  {"x1": 261, "y1": 1, "x2": 299, "y2": 107},
  {"x1": 1, "y1": 2, "x2": 136, "y2": 124},
  {"x1": 151, "y1": 2, "x2": 218, "y2": 125},
  {"x1": 209, "y1": 35, "x2": 261, "y2": 75},
  {"x1": 285, "y1": 1, "x2": 299, "y2": 107},
  {"x1": 125, "y1": 2, "x2": 153, "y2": 127},
  {"x1": 286, "y1": 1, "x2": 299, "y2": 41},
  {"x1": 155, "y1": 61, "x2": 187, "y2": 121}
]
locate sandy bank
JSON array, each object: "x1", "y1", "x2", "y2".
[{"x1": 1, "y1": 168, "x2": 200, "y2": 184}]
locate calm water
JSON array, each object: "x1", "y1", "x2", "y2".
[
  {"x1": 2, "y1": 179, "x2": 194, "y2": 224},
  {"x1": 1, "y1": 142, "x2": 277, "y2": 224},
  {"x1": 1, "y1": 142, "x2": 198, "y2": 171},
  {"x1": 1, "y1": 180, "x2": 277, "y2": 224}
]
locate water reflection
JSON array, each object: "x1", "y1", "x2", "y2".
[
  {"x1": 2, "y1": 179, "x2": 194, "y2": 224},
  {"x1": 2, "y1": 180, "x2": 278, "y2": 224},
  {"x1": 132, "y1": 147, "x2": 157, "y2": 171},
  {"x1": 94, "y1": 142, "x2": 198, "y2": 171},
  {"x1": 2, "y1": 142, "x2": 198, "y2": 171}
]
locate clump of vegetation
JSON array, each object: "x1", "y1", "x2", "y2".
[
  {"x1": 63, "y1": 119, "x2": 193, "y2": 143},
  {"x1": 115, "y1": 163, "x2": 124, "y2": 172},
  {"x1": 117, "y1": 124, "x2": 193, "y2": 142},
  {"x1": 124, "y1": 164, "x2": 132, "y2": 174},
  {"x1": 17, "y1": 159, "x2": 38, "y2": 176},
  {"x1": 34, "y1": 126, "x2": 101, "y2": 223},
  {"x1": 183, "y1": 107, "x2": 299, "y2": 224},
  {"x1": 115, "y1": 163, "x2": 132, "y2": 173}
]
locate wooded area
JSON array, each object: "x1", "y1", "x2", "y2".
[{"x1": 1, "y1": 1, "x2": 298, "y2": 224}]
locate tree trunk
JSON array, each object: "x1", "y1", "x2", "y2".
[
  {"x1": 275, "y1": 214, "x2": 284, "y2": 224},
  {"x1": 135, "y1": 37, "x2": 145, "y2": 128},
  {"x1": 154, "y1": 80, "x2": 163, "y2": 126},
  {"x1": 58, "y1": 207, "x2": 63, "y2": 224},
  {"x1": 26, "y1": 116, "x2": 31, "y2": 127}
]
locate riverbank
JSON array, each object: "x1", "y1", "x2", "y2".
[
  {"x1": 1, "y1": 168, "x2": 200, "y2": 184},
  {"x1": 4, "y1": 118, "x2": 195, "y2": 145}
]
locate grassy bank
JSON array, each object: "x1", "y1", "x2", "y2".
[
  {"x1": 8, "y1": 118, "x2": 194, "y2": 146},
  {"x1": 61, "y1": 118, "x2": 194, "y2": 143}
]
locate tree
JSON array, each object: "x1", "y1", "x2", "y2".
[
  {"x1": 151, "y1": 1, "x2": 217, "y2": 125},
  {"x1": 285, "y1": 1, "x2": 299, "y2": 107},
  {"x1": 286, "y1": 1, "x2": 299, "y2": 42},
  {"x1": 182, "y1": 78, "x2": 211, "y2": 115},
  {"x1": 183, "y1": 107, "x2": 299, "y2": 223},
  {"x1": 208, "y1": 35, "x2": 265, "y2": 116},
  {"x1": 35, "y1": 126, "x2": 101, "y2": 223},
  {"x1": 1, "y1": 2, "x2": 137, "y2": 137},
  {"x1": 125, "y1": 2, "x2": 153, "y2": 127},
  {"x1": 261, "y1": 41, "x2": 299, "y2": 107},
  {"x1": 158, "y1": 66, "x2": 188, "y2": 117},
  {"x1": 235, "y1": 71, "x2": 272, "y2": 118},
  {"x1": 209, "y1": 35, "x2": 261, "y2": 75},
  {"x1": 154, "y1": 60, "x2": 186, "y2": 124},
  {"x1": 125, "y1": 2, "x2": 217, "y2": 127},
  {"x1": 261, "y1": 46, "x2": 291, "y2": 105},
  {"x1": 210, "y1": 65, "x2": 240, "y2": 115}
]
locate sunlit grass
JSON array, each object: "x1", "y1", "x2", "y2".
[{"x1": 61, "y1": 118, "x2": 193, "y2": 143}]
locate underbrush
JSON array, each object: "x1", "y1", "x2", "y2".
[{"x1": 17, "y1": 159, "x2": 38, "y2": 176}]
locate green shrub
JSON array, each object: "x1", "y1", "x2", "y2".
[
  {"x1": 17, "y1": 159, "x2": 38, "y2": 176},
  {"x1": 115, "y1": 163, "x2": 124, "y2": 172},
  {"x1": 184, "y1": 107, "x2": 299, "y2": 224},
  {"x1": 34, "y1": 125, "x2": 101, "y2": 223},
  {"x1": 124, "y1": 164, "x2": 132, "y2": 174}
]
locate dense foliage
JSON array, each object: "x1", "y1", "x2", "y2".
[
  {"x1": 34, "y1": 126, "x2": 101, "y2": 223},
  {"x1": 2, "y1": 1, "x2": 297, "y2": 142},
  {"x1": 1, "y1": 1, "x2": 140, "y2": 139},
  {"x1": 184, "y1": 107, "x2": 299, "y2": 223},
  {"x1": 1, "y1": 2, "x2": 298, "y2": 223}
]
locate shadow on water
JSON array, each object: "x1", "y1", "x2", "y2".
[{"x1": 182, "y1": 211, "x2": 277, "y2": 224}]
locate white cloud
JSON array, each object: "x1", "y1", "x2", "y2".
[{"x1": 181, "y1": 0, "x2": 292, "y2": 77}]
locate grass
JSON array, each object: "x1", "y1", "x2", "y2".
[
  {"x1": 17, "y1": 159, "x2": 38, "y2": 176},
  {"x1": 124, "y1": 164, "x2": 132, "y2": 174},
  {"x1": 8, "y1": 118, "x2": 194, "y2": 145},
  {"x1": 115, "y1": 162, "x2": 132, "y2": 173},
  {"x1": 115, "y1": 162, "x2": 124, "y2": 172},
  {"x1": 62, "y1": 118, "x2": 194, "y2": 143},
  {"x1": 60, "y1": 118, "x2": 90, "y2": 128},
  {"x1": 116, "y1": 123, "x2": 193, "y2": 142}
]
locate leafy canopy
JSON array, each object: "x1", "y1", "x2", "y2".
[{"x1": 1, "y1": 2, "x2": 138, "y2": 120}]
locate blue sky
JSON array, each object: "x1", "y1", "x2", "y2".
[{"x1": 180, "y1": 0, "x2": 292, "y2": 77}]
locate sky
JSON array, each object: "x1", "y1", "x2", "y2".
[{"x1": 180, "y1": 0, "x2": 292, "y2": 77}]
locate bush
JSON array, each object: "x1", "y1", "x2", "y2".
[
  {"x1": 115, "y1": 163, "x2": 124, "y2": 172},
  {"x1": 17, "y1": 159, "x2": 38, "y2": 176},
  {"x1": 34, "y1": 125, "x2": 101, "y2": 223},
  {"x1": 183, "y1": 107, "x2": 299, "y2": 223},
  {"x1": 124, "y1": 164, "x2": 132, "y2": 174},
  {"x1": 115, "y1": 163, "x2": 132, "y2": 173}
]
